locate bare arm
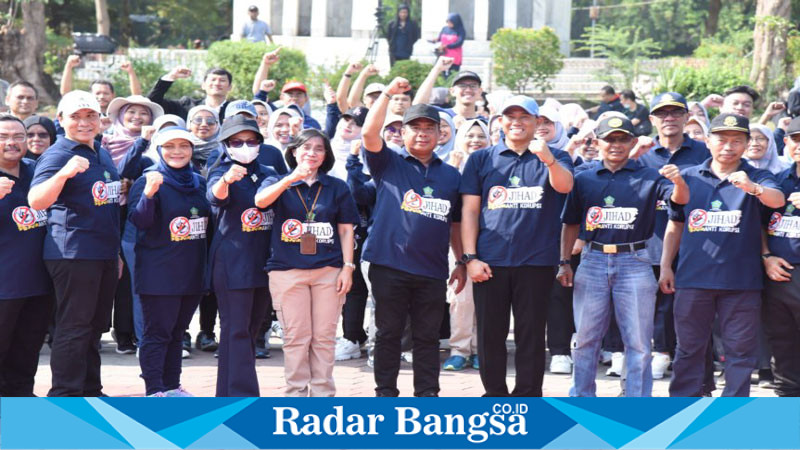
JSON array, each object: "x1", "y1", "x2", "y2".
[
  {"x1": 556, "y1": 223, "x2": 580, "y2": 287},
  {"x1": 337, "y1": 63, "x2": 361, "y2": 114},
  {"x1": 60, "y1": 55, "x2": 81, "y2": 95},
  {"x1": 413, "y1": 57, "x2": 453, "y2": 105},
  {"x1": 121, "y1": 61, "x2": 142, "y2": 96},
  {"x1": 347, "y1": 64, "x2": 379, "y2": 109},
  {"x1": 460, "y1": 195, "x2": 480, "y2": 255},
  {"x1": 658, "y1": 220, "x2": 684, "y2": 294},
  {"x1": 252, "y1": 47, "x2": 281, "y2": 96},
  {"x1": 28, "y1": 156, "x2": 89, "y2": 210},
  {"x1": 362, "y1": 77, "x2": 409, "y2": 152}
]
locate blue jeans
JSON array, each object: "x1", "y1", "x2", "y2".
[{"x1": 570, "y1": 248, "x2": 658, "y2": 397}]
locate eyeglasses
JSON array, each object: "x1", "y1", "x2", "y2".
[
  {"x1": 385, "y1": 125, "x2": 401, "y2": 134},
  {"x1": 602, "y1": 136, "x2": 633, "y2": 144},
  {"x1": 27, "y1": 132, "x2": 50, "y2": 139},
  {"x1": 191, "y1": 117, "x2": 218, "y2": 125},
  {"x1": 751, "y1": 137, "x2": 769, "y2": 144},
  {"x1": 227, "y1": 138, "x2": 260, "y2": 148},
  {"x1": 455, "y1": 83, "x2": 479, "y2": 90},
  {"x1": 652, "y1": 109, "x2": 686, "y2": 119},
  {"x1": 0, "y1": 134, "x2": 26, "y2": 143}
]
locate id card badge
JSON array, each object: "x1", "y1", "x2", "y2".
[{"x1": 300, "y1": 232, "x2": 317, "y2": 255}]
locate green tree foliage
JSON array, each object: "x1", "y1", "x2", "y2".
[
  {"x1": 574, "y1": 25, "x2": 660, "y2": 87},
  {"x1": 384, "y1": 59, "x2": 453, "y2": 91},
  {"x1": 110, "y1": 59, "x2": 199, "y2": 98},
  {"x1": 655, "y1": 60, "x2": 750, "y2": 101},
  {"x1": 491, "y1": 27, "x2": 564, "y2": 93},
  {"x1": 206, "y1": 41, "x2": 309, "y2": 101}
]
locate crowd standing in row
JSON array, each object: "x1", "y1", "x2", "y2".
[{"x1": 2, "y1": 10, "x2": 800, "y2": 398}]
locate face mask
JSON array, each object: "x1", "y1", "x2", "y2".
[{"x1": 227, "y1": 144, "x2": 259, "y2": 164}]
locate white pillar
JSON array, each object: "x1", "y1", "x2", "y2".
[
  {"x1": 473, "y1": 0, "x2": 489, "y2": 40},
  {"x1": 421, "y1": 0, "x2": 449, "y2": 40},
  {"x1": 546, "y1": 0, "x2": 571, "y2": 55},
  {"x1": 282, "y1": 0, "x2": 299, "y2": 36},
  {"x1": 351, "y1": 0, "x2": 378, "y2": 39},
  {"x1": 503, "y1": 0, "x2": 517, "y2": 29},
  {"x1": 532, "y1": 0, "x2": 547, "y2": 29},
  {"x1": 310, "y1": 0, "x2": 327, "y2": 37}
]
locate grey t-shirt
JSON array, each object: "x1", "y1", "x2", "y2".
[{"x1": 242, "y1": 19, "x2": 271, "y2": 43}]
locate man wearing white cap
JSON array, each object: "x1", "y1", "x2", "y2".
[{"x1": 28, "y1": 91, "x2": 122, "y2": 396}]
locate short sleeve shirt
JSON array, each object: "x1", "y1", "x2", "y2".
[{"x1": 765, "y1": 164, "x2": 800, "y2": 264}]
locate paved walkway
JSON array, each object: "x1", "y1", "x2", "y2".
[{"x1": 32, "y1": 323, "x2": 778, "y2": 398}]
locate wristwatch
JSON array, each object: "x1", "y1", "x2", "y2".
[
  {"x1": 762, "y1": 253, "x2": 774, "y2": 260},
  {"x1": 558, "y1": 259, "x2": 571, "y2": 266},
  {"x1": 461, "y1": 253, "x2": 479, "y2": 264}
]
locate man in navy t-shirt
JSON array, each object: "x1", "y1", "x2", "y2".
[
  {"x1": 660, "y1": 113, "x2": 785, "y2": 397},
  {"x1": 559, "y1": 116, "x2": 689, "y2": 397},
  {"x1": 459, "y1": 95, "x2": 573, "y2": 396},
  {"x1": 361, "y1": 77, "x2": 466, "y2": 397},
  {"x1": 761, "y1": 116, "x2": 800, "y2": 397}
]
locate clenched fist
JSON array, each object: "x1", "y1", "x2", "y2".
[
  {"x1": 223, "y1": 164, "x2": 248, "y2": 184},
  {"x1": 143, "y1": 171, "x2": 164, "y2": 198},
  {"x1": 658, "y1": 164, "x2": 684, "y2": 185},
  {"x1": 0, "y1": 177, "x2": 14, "y2": 200},
  {"x1": 728, "y1": 171, "x2": 756, "y2": 193},
  {"x1": 529, "y1": 138, "x2": 555, "y2": 165},
  {"x1": 58, "y1": 156, "x2": 90, "y2": 179},
  {"x1": 385, "y1": 77, "x2": 411, "y2": 97}
]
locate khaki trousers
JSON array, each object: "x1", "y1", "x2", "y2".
[{"x1": 448, "y1": 278, "x2": 477, "y2": 358}]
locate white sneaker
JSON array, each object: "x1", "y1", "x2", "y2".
[
  {"x1": 165, "y1": 386, "x2": 194, "y2": 397},
  {"x1": 401, "y1": 351, "x2": 413, "y2": 363},
  {"x1": 652, "y1": 352, "x2": 671, "y2": 379},
  {"x1": 550, "y1": 355, "x2": 573, "y2": 374},
  {"x1": 335, "y1": 338, "x2": 362, "y2": 361},
  {"x1": 270, "y1": 320, "x2": 284, "y2": 341},
  {"x1": 181, "y1": 349, "x2": 190, "y2": 359},
  {"x1": 606, "y1": 352, "x2": 624, "y2": 377},
  {"x1": 600, "y1": 350, "x2": 613, "y2": 365}
]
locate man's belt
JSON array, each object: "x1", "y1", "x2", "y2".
[{"x1": 588, "y1": 241, "x2": 647, "y2": 254}]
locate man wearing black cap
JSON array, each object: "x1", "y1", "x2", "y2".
[
  {"x1": 761, "y1": 116, "x2": 800, "y2": 397},
  {"x1": 637, "y1": 92, "x2": 710, "y2": 381},
  {"x1": 361, "y1": 77, "x2": 466, "y2": 397},
  {"x1": 559, "y1": 116, "x2": 689, "y2": 397},
  {"x1": 721, "y1": 85, "x2": 760, "y2": 119},
  {"x1": 661, "y1": 113, "x2": 784, "y2": 397}
]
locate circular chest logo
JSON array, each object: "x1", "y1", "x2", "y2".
[
  {"x1": 488, "y1": 186, "x2": 508, "y2": 206},
  {"x1": 768, "y1": 212, "x2": 782, "y2": 232},
  {"x1": 12, "y1": 206, "x2": 35, "y2": 227},
  {"x1": 281, "y1": 219, "x2": 303, "y2": 239},
  {"x1": 688, "y1": 209, "x2": 708, "y2": 228},
  {"x1": 586, "y1": 206, "x2": 603, "y2": 226},
  {"x1": 169, "y1": 216, "x2": 191, "y2": 237},
  {"x1": 403, "y1": 190, "x2": 423, "y2": 209},
  {"x1": 92, "y1": 181, "x2": 108, "y2": 201},
  {"x1": 241, "y1": 208, "x2": 263, "y2": 228}
]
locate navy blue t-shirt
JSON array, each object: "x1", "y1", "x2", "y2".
[
  {"x1": 31, "y1": 136, "x2": 121, "y2": 260},
  {"x1": 638, "y1": 134, "x2": 710, "y2": 264},
  {"x1": 260, "y1": 173, "x2": 359, "y2": 271},
  {"x1": 459, "y1": 143, "x2": 572, "y2": 266},
  {"x1": 562, "y1": 159, "x2": 675, "y2": 244},
  {"x1": 256, "y1": 144, "x2": 288, "y2": 175},
  {"x1": 670, "y1": 159, "x2": 779, "y2": 290},
  {"x1": 128, "y1": 175, "x2": 210, "y2": 296},
  {"x1": 362, "y1": 142, "x2": 462, "y2": 280},
  {"x1": 0, "y1": 159, "x2": 52, "y2": 299},
  {"x1": 208, "y1": 160, "x2": 278, "y2": 290},
  {"x1": 765, "y1": 164, "x2": 800, "y2": 264}
]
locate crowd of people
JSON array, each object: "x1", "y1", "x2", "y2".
[{"x1": 2, "y1": 6, "x2": 800, "y2": 399}]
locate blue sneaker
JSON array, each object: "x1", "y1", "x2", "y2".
[
  {"x1": 470, "y1": 354, "x2": 480, "y2": 370},
  {"x1": 443, "y1": 355, "x2": 467, "y2": 371}
]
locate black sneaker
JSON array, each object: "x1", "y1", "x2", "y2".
[
  {"x1": 116, "y1": 338, "x2": 137, "y2": 355},
  {"x1": 255, "y1": 346, "x2": 271, "y2": 359},
  {"x1": 196, "y1": 331, "x2": 219, "y2": 352}
]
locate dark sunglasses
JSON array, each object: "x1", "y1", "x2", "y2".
[{"x1": 227, "y1": 138, "x2": 260, "y2": 148}]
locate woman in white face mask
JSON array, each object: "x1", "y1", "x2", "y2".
[{"x1": 207, "y1": 115, "x2": 279, "y2": 396}]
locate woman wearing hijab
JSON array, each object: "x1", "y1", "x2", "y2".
[
  {"x1": 207, "y1": 116, "x2": 278, "y2": 397},
  {"x1": 536, "y1": 106, "x2": 570, "y2": 151},
  {"x1": 102, "y1": 95, "x2": 164, "y2": 169},
  {"x1": 432, "y1": 13, "x2": 465, "y2": 78},
  {"x1": 187, "y1": 105, "x2": 221, "y2": 174},
  {"x1": 488, "y1": 114, "x2": 502, "y2": 146},
  {"x1": 128, "y1": 127, "x2": 209, "y2": 397},
  {"x1": 747, "y1": 124, "x2": 790, "y2": 175},
  {"x1": 329, "y1": 107, "x2": 367, "y2": 181},
  {"x1": 266, "y1": 107, "x2": 302, "y2": 151},
  {"x1": 255, "y1": 129, "x2": 359, "y2": 397},
  {"x1": 387, "y1": 4, "x2": 420, "y2": 67},
  {"x1": 685, "y1": 116, "x2": 708, "y2": 144},
  {"x1": 23, "y1": 116, "x2": 56, "y2": 160},
  {"x1": 442, "y1": 119, "x2": 489, "y2": 371},
  {"x1": 434, "y1": 111, "x2": 456, "y2": 161},
  {"x1": 687, "y1": 101, "x2": 710, "y2": 127},
  {"x1": 252, "y1": 100, "x2": 272, "y2": 140}
]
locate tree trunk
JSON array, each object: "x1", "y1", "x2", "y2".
[
  {"x1": 0, "y1": 0, "x2": 58, "y2": 104},
  {"x1": 750, "y1": 0, "x2": 791, "y2": 96},
  {"x1": 705, "y1": 0, "x2": 722, "y2": 37},
  {"x1": 95, "y1": 0, "x2": 111, "y2": 36}
]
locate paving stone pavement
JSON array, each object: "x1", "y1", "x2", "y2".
[{"x1": 32, "y1": 320, "x2": 778, "y2": 398}]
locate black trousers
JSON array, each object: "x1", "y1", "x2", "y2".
[
  {"x1": 369, "y1": 264, "x2": 446, "y2": 397},
  {"x1": 199, "y1": 293, "x2": 218, "y2": 335},
  {"x1": 0, "y1": 294, "x2": 54, "y2": 396},
  {"x1": 474, "y1": 265, "x2": 555, "y2": 397},
  {"x1": 112, "y1": 206, "x2": 133, "y2": 337},
  {"x1": 342, "y1": 246, "x2": 368, "y2": 344},
  {"x1": 547, "y1": 256, "x2": 577, "y2": 355},
  {"x1": 45, "y1": 259, "x2": 118, "y2": 397},
  {"x1": 764, "y1": 268, "x2": 800, "y2": 397},
  {"x1": 214, "y1": 252, "x2": 270, "y2": 397}
]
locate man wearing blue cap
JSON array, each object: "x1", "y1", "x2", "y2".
[
  {"x1": 559, "y1": 116, "x2": 689, "y2": 397},
  {"x1": 460, "y1": 95, "x2": 573, "y2": 396},
  {"x1": 637, "y1": 92, "x2": 710, "y2": 381},
  {"x1": 661, "y1": 113, "x2": 785, "y2": 397},
  {"x1": 361, "y1": 77, "x2": 466, "y2": 397}
]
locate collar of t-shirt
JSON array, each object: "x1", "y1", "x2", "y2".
[
  {"x1": 398, "y1": 147, "x2": 443, "y2": 168},
  {"x1": 696, "y1": 157, "x2": 754, "y2": 180},
  {"x1": 593, "y1": 158, "x2": 641, "y2": 175}
]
